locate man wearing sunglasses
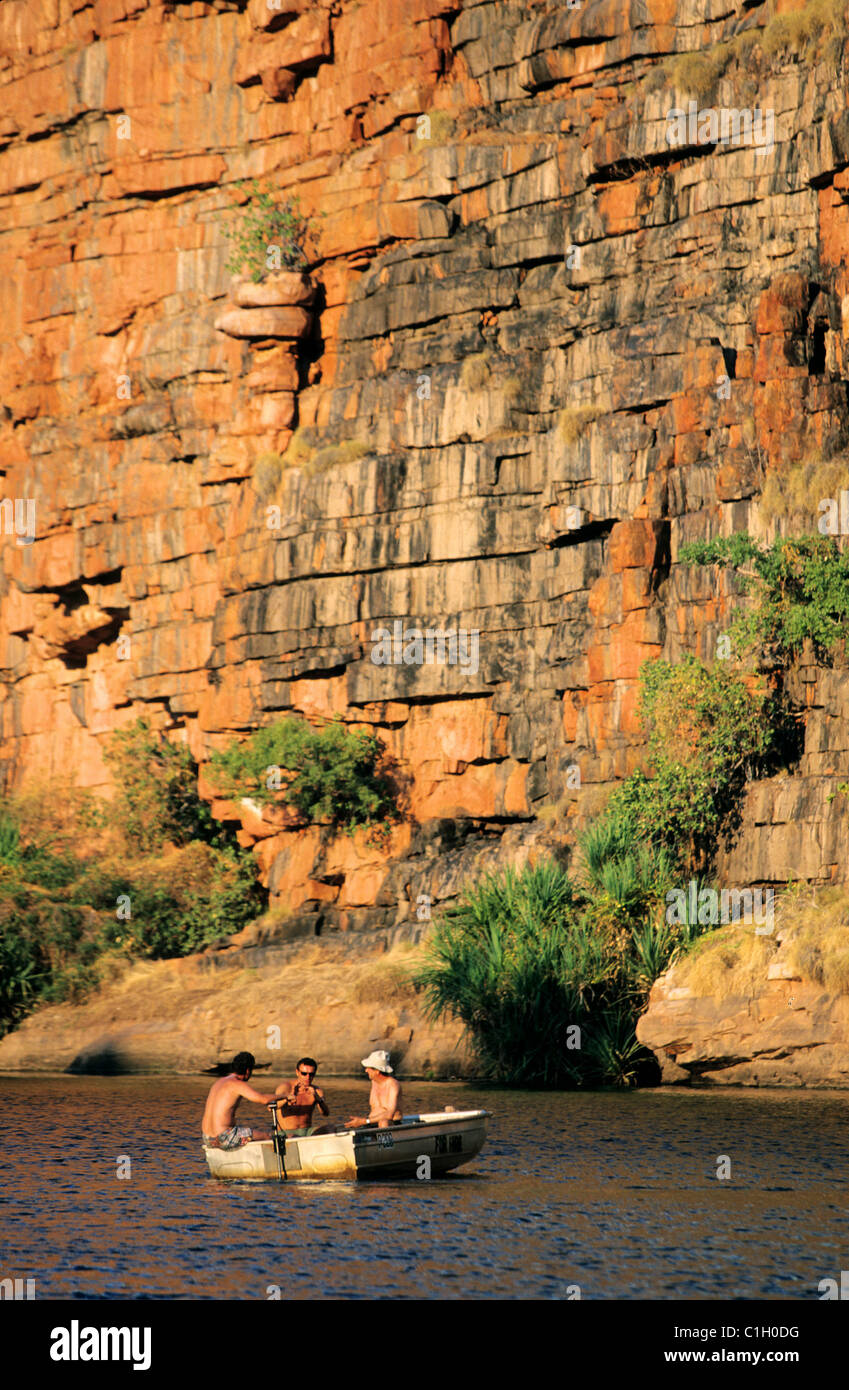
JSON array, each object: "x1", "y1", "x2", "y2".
[{"x1": 274, "y1": 1057, "x2": 331, "y2": 1135}]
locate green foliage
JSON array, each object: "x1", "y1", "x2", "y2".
[
  {"x1": 96, "y1": 845, "x2": 264, "y2": 959},
  {"x1": 419, "y1": 651, "x2": 784, "y2": 1086},
  {"x1": 578, "y1": 814, "x2": 676, "y2": 926},
  {"x1": 221, "y1": 179, "x2": 311, "y2": 283},
  {"x1": 582, "y1": 1006, "x2": 648, "y2": 1089},
  {"x1": 208, "y1": 717, "x2": 398, "y2": 837},
  {"x1": 0, "y1": 815, "x2": 22, "y2": 866},
  {"x1": 606, "y1": 656, "x2": 779, "y2": 868},
  {"x1": 0, "y1": 745, "x2": 266, "y2": 1037},
  {"x1": 679, "y1": 533, "x2": 849, "y2": 664},
  {"x1": 0, "y1": 883, "x2": 102, "y2": 1035},
  {"x1": 417, "y1": 862, "x2": 604, "y2": 1087},
  {"x1": 0, "y1": 836, "x2": 264, "y2": 1037},
  {"x1": 104, "y1": 719, "x2": 221, "y2": 852},
  {"x1": 417, "y1": 848, "x2": 689, "y2": 1088}
]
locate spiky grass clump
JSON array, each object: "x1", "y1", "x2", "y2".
[
  {"x1": 419, "y1": 110, "x2": 456, "y2": 144},
  {"x1": 648, "y1": 1, "x2": 846, "y2": 101},
  {"x1": 761, "y1": 0, "x2": 847, "y2": 61},
  {"x1": 277, "y1": 430, "x2": 370, "y2": 477},
  {"x1": 461, "y1": 351, "x2": 492, "y2": 391},
  {"x1": 558, "y1": 404, "x2": 603, "y2": 445},
  {"x1": 282, "y1": 426, "x2": 316, "y2": 469},
  {"x1": 417, "y1": 841, "x2": 689, "y2": 1089},
  {"x1": 417, "y1": 861, "x2": 611, "y2": 1087},
  {"x1": 253, "y1": 452, "x2": 285, "y2": 499},
  {"x1": 655, "y1": 32, "x2": 760, "y2": 101},
  {"x1": 759, "y1": 453, "x2": 849, "y2": 526},
  {"x1": 308, "y1": 439, "x2": 369, "y2": 474}
]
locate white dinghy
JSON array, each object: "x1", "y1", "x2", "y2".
[{"x1": 203, "y1": 1107, "x2": 490, "y2": 1180}]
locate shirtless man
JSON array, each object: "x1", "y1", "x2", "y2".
[
  {"x1": 274, "y1": 1057, "x2": 331, "y2": 1135},
  {"x1": 201, "y1": 1051, "x2": 277, "y2": 1149},
  {"x1": 345, "y1": 1050, "x2": 403, "y2": 1130}
]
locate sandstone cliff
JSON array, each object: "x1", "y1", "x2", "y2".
[{"x1": 3, "y1": 0, "x2": 849, "y2": 1077}]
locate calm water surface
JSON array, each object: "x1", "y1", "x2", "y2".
[{"x1": 1, "y1": 1076, "x2": 847, "y2": 1299}]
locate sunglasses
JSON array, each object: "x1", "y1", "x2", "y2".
[{"x1": 298, "y1": 1069, "x2": 316, "y2": 1077}]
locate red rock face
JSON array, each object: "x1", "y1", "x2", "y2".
[{"x1": 2, "y1": 1, "x2": 849, "y2": 931}]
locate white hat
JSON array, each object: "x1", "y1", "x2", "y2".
[{"x1": 361, "y1": 1049, "x2": 393, "y2": 1074}]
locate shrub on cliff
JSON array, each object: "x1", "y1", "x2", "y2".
[
  {"x1": 606, "y1": 656, "x2": 783, "y2": 870},
  {"x1": 207, "y1": 716, "x2": 398, "y2": 838},
  {"x1": 94, "y1": 842, "x2": 264, "y2": 959},
  {"x1": 104, "y1": 719, "x2": 220, "y2": 852},
  {"x1": 221, "y1": 179, "x2": 311, "y2": 283},
  {"x1": 679, "y1": 533, "x2": 849, "y2": 665}
]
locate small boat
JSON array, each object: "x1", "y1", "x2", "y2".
[{"x1": 203, "y1": 1109, "x2": 491, "y2": 1180}]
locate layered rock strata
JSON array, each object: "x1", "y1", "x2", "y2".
[{"x1": 1, "y1": 3, "x2": 849, "y2": 972}]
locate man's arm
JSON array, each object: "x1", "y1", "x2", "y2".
[
  {"x1": 236, "y1": 1080, "x2": 277, "y2": 1105},
  {"x1": 314, "y1": 1086, "x2": 330, "y2": 1116}
]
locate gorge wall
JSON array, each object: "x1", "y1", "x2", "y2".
[{"x1": 3, "y1": 0, "x2": 849, "y2": 1076}]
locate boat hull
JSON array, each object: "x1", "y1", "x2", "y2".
[{"x1": 203, "y1": 1110, "x2": 489, "y2": 1180}]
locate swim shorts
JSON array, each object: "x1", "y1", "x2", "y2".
[{"x1": 202, "y1": 1126, "x2": 253, "y2": 1149}]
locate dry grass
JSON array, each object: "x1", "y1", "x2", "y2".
[
  {"x1": 351, "y1": 945, "x2": 422, "y2": 1004},
  {"x1": 6, "y1": 780, "x2": 108, "y2": 858},
  {"x1": 558, "y1": 405, "x2": 603, "y2": 445},
  {"x1": 253, "y1": 452, "x2": 285, "y2": 499},
  {"x1": 419, "y1": 110, "x2": 456, "y2": 144},
  {"x1": 656, "y1": 32, "x2": 760, "y2": 100},
  {"x1": 759, "y1": 453, "x2": 849, "y2": 526},
  {"x1": 782, "y1": 887, "x2": 849, "y2": 995},
  {"x1": 282, "y1": 426, "x2": 316, "y2": 468},
  {"x1": 461, "y1": 351, "x2": 492, "y2": 391},
  {"x1": 277, "y1": 430, "x2": 369, "y2": 477},
  {"x1": 761, "y1": 0, "x2": 847, "y2": 59},
  {"x1": 679, "y1": 925, "x2": 777, "y2": 999},
  {"x1": 648, "y1": 1, "x2": 846, "y2": 100},
  {"x1": 503, "y1": 376, "x2": 524, "y2": 408},
  {"x1": 308, "y1": 439, "x2": 369, "y2": 474},
  {"x1": 677, "y1": 886, "x2": 849, "y2": 1000}
]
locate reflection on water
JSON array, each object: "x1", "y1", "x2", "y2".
[{"x1": 1, "y1": 1075, "x2": 847, "y2": 1299}]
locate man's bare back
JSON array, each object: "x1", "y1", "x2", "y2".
[{"x1": 202, "y1": 1053, "x2": 276, "y2": 1146}]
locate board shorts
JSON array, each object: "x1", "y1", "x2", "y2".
[{"x1": 202, "y1": 1126, "x2": 253, "y2": 1149}]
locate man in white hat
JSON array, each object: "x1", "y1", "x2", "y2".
[{"x1": 345, "y1": 1050, "x2": 403, "y2": 1130}]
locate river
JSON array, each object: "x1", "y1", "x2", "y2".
[{"x1": 1, "y1": 1076, "x2": 846, "y2": 1299}]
